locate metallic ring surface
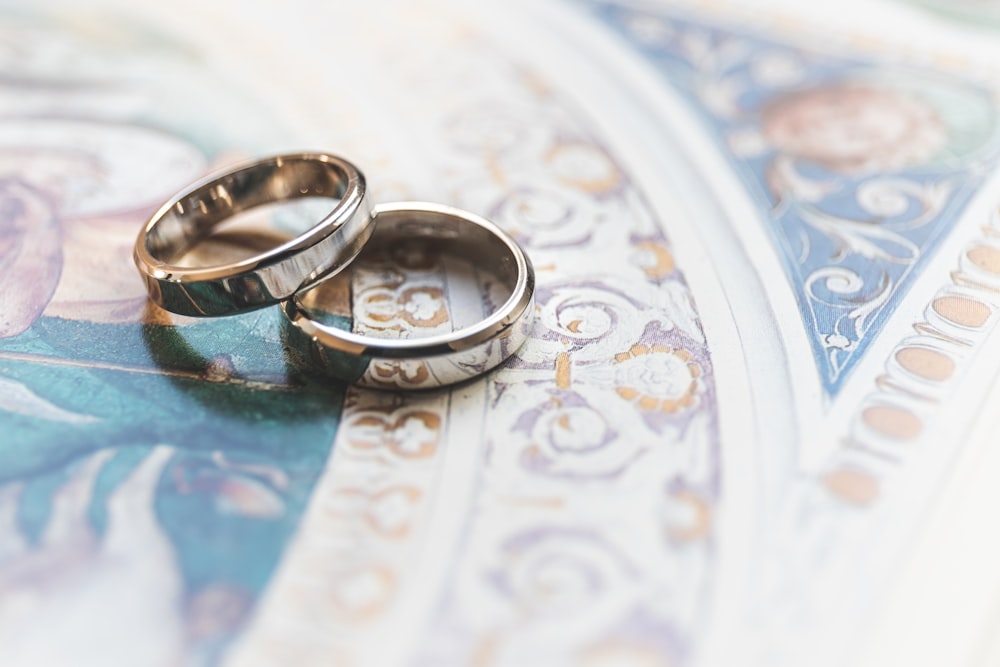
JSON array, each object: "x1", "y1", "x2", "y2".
[
  {"x1": 133, "y1": 152, "x2": 373, "y2": 317},
  {"x1": 281, "y1": 201, "x2": 535, "y2": 390}
]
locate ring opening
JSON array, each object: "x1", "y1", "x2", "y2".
[
  {"x1": 297, "y1": 208, "x2": 520, "y2": 343},
  {"x1": 145, "y1": 156, "x2": 351, "y2": 266}
]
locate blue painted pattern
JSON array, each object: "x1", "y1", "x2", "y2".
[{"x1": 581, "y1": 0, "x2": 1000, "y2": 392}]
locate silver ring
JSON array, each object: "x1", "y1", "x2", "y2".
[
  {"x1": 133, "y1": 152, "x2": 373, "y2": 317},
  {"x1": 281, "y1": 201, "x2": 535, "y2": 389}
]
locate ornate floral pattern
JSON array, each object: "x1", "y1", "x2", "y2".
[
  {"x1": 584, "y1": 0, "x2": 1000, "y2": 392},
  {"x1": 397, "y1": 48, "x2": 720, "y2": 666},
  {"x1": 232, "y1": 16, "x2": 721, "y2": 667}
]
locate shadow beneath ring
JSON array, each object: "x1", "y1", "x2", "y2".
[{"x1": 139, "y1": 300, "x2": 351, "y2": 422}]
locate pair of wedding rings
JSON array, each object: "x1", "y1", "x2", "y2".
[{"x1": 132, "y1": 153, "x2": 535, "y2": 390}]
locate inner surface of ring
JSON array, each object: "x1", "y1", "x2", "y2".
[
  {"x1": 298, "y1": 210, "x2": 519, "y2": 340},
  {"x1": 146, "y1": 157, "x2": 349, "y2": 264}
]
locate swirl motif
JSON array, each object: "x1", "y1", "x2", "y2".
[
  {"x1": 489, "y1": 528, "x2": 636, "y2": 629},
  {"x1": 856, "y1": 177, "x2": 952, "y2": 230},
  {"x1": 537, "y1": 283, "x2": 670, "y2": 362}
]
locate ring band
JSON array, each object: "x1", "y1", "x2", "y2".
[
  {"x1": 281, "y1": 201, "x2": 535, "y2": 389},
  {"x1": 133, "y1": 152, "x2": 373, "y2": 317}
]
